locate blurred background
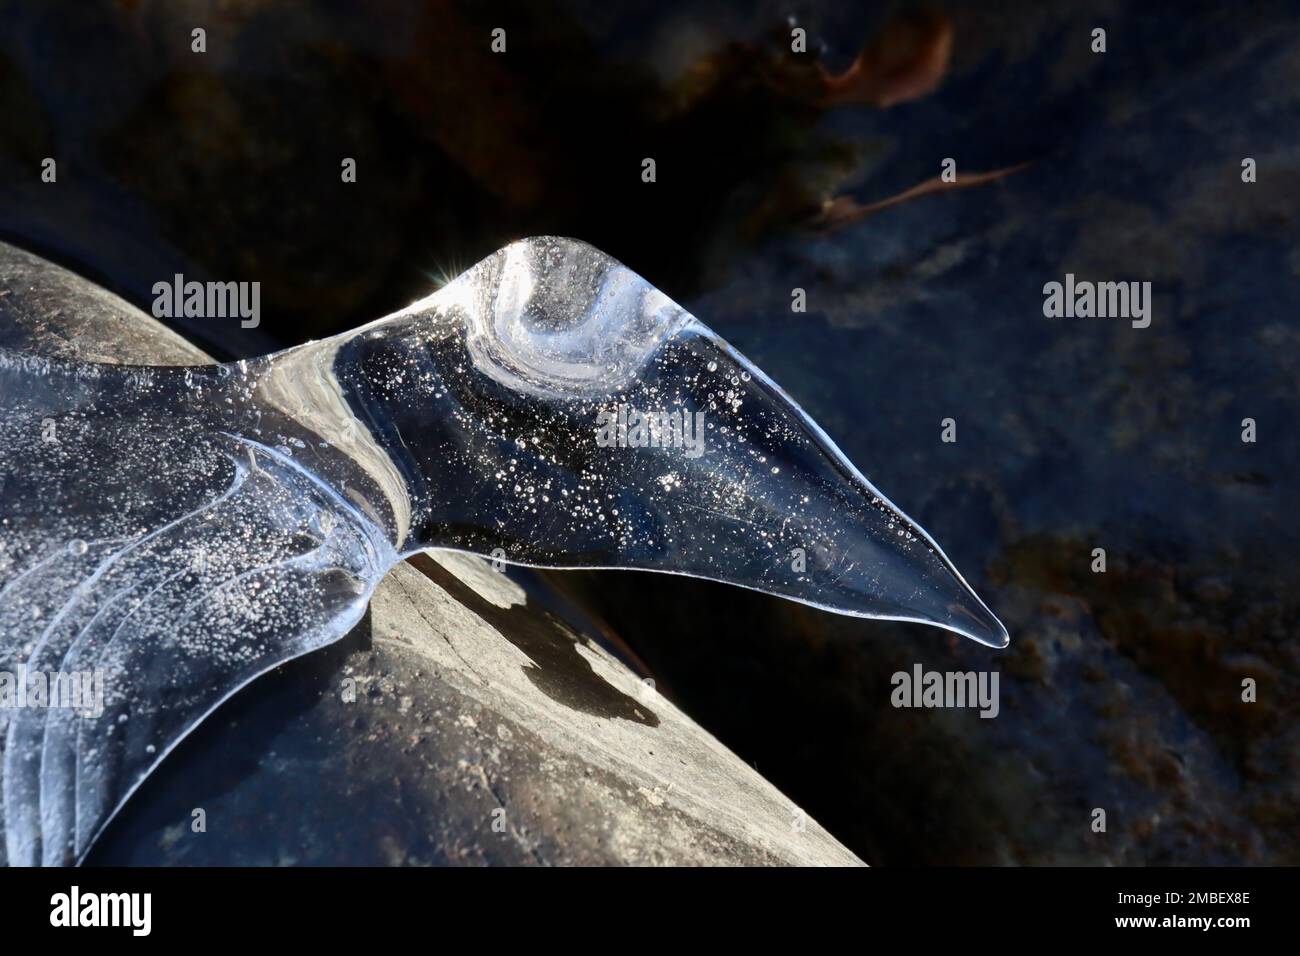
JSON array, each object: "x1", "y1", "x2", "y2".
[{"x1": 1, "y1": 0, "x2": 1297, "y2": 864}]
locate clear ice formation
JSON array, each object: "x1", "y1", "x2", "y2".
[{"x1": 0, "y1": 236, "x2": 1007, "y2": 865}]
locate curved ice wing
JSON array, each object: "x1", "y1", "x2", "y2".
[
  {"x1": 0, "y1": 380, "x2": 387, "y2": 865},
  {"x1": 349, "y1": 237, "x2": 1010, "y2": 647}
]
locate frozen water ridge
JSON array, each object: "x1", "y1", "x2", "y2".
[{"x1": 0, "y1": 237, "x2": 1007, "y2": 865}]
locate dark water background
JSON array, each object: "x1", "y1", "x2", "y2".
[{"x1": 1, "y1": 0, "x2": 1296, "y2": 864}]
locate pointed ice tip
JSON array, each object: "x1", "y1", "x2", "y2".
[
  {"x1": 913, "y1": 557, "x2": 1008, "y2": 649},
  {"x1": 949, "y1": 595, "x2": 1011, "y2": 649}
]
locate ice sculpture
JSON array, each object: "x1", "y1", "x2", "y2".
[{"x1": 0, "y1": 237, "x2": 1007, "y2": 865}]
